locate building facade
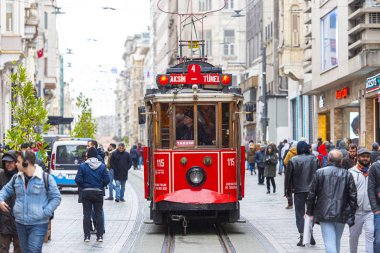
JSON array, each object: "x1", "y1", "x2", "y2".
[{"x1": 303, "y1": 0, "x2": 380, "y2": 148}]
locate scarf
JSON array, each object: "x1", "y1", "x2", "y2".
[{"x1": 357, "y1": 163, "x2": 369, "y2": 177}]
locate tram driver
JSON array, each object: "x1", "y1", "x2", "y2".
[{"x1": 176, "y1": 110, "x2": 212, "y2": 145}]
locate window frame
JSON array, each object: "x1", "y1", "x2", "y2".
[
  {"x1": 6, "y1": 2, "x2": 14, "y2": 32},
  {"x1": 223, "y1": 29, "x2": 235, "y2": 56},
  {"x1": 320, "y1": 8, "x2": 338, "y2": 72}
]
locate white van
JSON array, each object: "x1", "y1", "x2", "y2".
[{"x1": 50, "y1": 139, "x2": 89, "y2": 188}]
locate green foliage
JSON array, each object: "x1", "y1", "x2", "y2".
[
  {"x1": 71, "y1": 93, "x2": 97, "y2": 139},
  {"x1": 123, "y1": 136, "x2": 129, "y2": 146},
  {"x1": 5, "y1": 64, "x2": 50, "y2": 160}
]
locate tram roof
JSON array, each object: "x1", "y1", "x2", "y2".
[{"x1": 144, "y1": 88, "x2": 243, "y2": 103}]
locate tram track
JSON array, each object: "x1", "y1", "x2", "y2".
[{"x1": 161, "y1": 223, "x2": 236, "y2": 253}]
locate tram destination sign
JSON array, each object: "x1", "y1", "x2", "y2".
[
  {"x1": 366, "y1": 72, "x2": 380, "y2": 93},
  {"x1": 157, "y1": 64, "x2": 232, "y2": 86}
]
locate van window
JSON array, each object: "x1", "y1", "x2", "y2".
[{"x1": 56, "y1": 145, "x2": 87, "y2": 164}]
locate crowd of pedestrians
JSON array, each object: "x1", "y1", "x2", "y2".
[{"x1": 246, "y1": 137, "x2": 380, "y2": 253}]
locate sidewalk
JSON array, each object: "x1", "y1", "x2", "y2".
[
  {"x1": 241, "y1": 170, "x2": 365, "y2": 253},
  {"x1": 43, "y1": 182, "x2": 139, "y2": 253}
]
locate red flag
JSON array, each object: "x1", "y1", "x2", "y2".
[{"x1": 37, "y1": 48, "x2": 44, "y2": 58}]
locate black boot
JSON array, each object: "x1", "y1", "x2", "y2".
[
  {"x1": 297, "y1": 234, "x2": 305, "y2": 247},
  {"x1": 266, "y1": 188, "x2": 270, "y2": 194},
  {"x1": 310, "y1": 234, "x2": 316, "y2": 245},
  {"x1": 273, "y1": 187, "x2": 276, "y2": 193}
]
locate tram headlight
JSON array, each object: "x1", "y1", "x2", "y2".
[{"x1": 186, "y1": 167, "x2": 206, "y2": 187}]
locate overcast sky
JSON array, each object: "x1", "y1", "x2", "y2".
[{"x1": 56, "y1": 0, "x2": 150, "y2": 117}]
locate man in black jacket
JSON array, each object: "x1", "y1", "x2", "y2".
[
  {"x1": 0, "y1": 151, "x2": 21, "y2": 253},
  {"x1": 368, "y1": 156, "x2": 380, "y2": 252},
  {"x1": 286, "y1": 141, "x2": 320, "y2": 247},
  {"x1": 307, "y1": 150, "x2": 357, "y2": 253},
  {"x1": 110, "y1": 143, "x2": 131, "y2": 202},
  {"x1": 371, "y1": 143, "x2": 380, "y2": 164}
]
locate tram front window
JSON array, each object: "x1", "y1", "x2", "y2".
[{"x1": 175, "y1": 105, "x2": 214, "y2": 147}]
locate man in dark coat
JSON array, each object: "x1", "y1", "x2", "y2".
[
  {"x1": 307, "y1": 150, "x2": 357, "y2": 253},
  {"x1": 371, "y1": 142, "x2": 380, "y2": 164},
  {"x1": 110, "y1": 143, "x2": 131, "y2": 202},
  {"x1": 254, "y1": 144, "x2": 266, "y2": 185},
  {"x1": 0, "y1": 151, "x2": 21, "y2": 253},
  {"x1": 130, "y1": 145, "x2": 139, "y2": 170},
  {"x1": 286, "y1": 141, "x2": 320, "y2": 247}
]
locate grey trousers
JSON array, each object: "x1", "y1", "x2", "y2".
[{"x1": 349, "y1": 211, "x2": 374, "y2": 253}]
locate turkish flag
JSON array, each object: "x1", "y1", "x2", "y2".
[{"x1": 37, "y1": 48, "x2": 44, "y2": 58}]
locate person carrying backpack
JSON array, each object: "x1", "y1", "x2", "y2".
[{"x1": 0, "y1": 150, "x2": 61, "y2": 253}]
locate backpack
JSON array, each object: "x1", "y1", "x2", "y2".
[{"x1": 11, "y1": 172, "x2": 54, "y2": 219}]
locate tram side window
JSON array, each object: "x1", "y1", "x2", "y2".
[
  {"x1": 175, "y1": 105, "x2": 194, "y2": 147},
  {"x1": 161, "y1": 103, "x2": 170, "y2": 148},
  {"x1": 222, "y1": 103, "x2": 230, "y2": 147},
  {"x1": 198, "y1": 105, "x2": 216, "y2": 146}
]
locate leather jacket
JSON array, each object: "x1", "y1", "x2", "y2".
[
  {"x1": 368, "y1": 161, "x2": 380, "y2": 212},
  {"x1": 285, "y1": 154, "x2": 320, "y2": 194},
  {"x1": 306, "y1": 163, "x2": 358, "y2": 226}
]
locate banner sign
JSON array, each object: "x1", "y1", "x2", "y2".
[{"x1": 366, "y1": 73, "x2": 380, "y2": 93}]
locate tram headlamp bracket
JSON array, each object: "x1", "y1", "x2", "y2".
[{"x1": 186, "y1": 167, "x2": 206, "y2": 187}]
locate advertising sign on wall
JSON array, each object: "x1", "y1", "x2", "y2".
[{"x1": 366, "y1": 73, "x2": 380, "y2": 93}]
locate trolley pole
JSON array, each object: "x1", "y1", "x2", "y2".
[{"x1": 262, "y1": 46, "x2": 267, "y2": 144}]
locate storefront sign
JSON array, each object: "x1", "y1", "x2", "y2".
[
  {"x1": 366, "y1": 73, "x2": 380, "y2": 93},
  {"x1": 335, "y1": 87, "x2": 349, "y2": 99}
]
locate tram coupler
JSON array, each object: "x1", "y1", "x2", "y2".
[{"x1": 171, "y1": 215, "x2": 188, "y2": 235}]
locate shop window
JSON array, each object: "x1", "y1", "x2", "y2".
[
  {"x1": 321, "y1": 9, "x2": 338, "y2": 71},
  {"x1": 222, "y1": 103, "x2": 230, "y2": 147},
  {"x1": 349, "y1": 111, "x2": 359, "y2": 146}
]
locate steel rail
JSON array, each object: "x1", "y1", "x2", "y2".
[
  {"x1": 161, "y1": 225, "x2": 175, "y2": 253},
  {"x1": 215, "y1": 224, "x2": 236, "y2": 253}
]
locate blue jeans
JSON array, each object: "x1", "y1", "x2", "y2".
[
  {"x1": 115, "y1": 179, "x2": 127, "y2": 200},
  {"x1": 278, "y1": 160, "x2": 283, "y2": 174},
  {"x1": 108, "y1": 169, "x2": 115, "y2": 198},
  {"x1": 320, "y1": 222, "x2": 345, "y2": 253},
  {"x1": 138, "y1": 156, "x2": 143, "y2": 169},
  {"x1": 248, "y1": 163, "x2": 256, "y2": 174},
  {"x1": 16, "y1": 222, "x2": 48, "y2": 253},
  {"x1": 374, "y1": 212, "x2": 380, "y2": 253}
]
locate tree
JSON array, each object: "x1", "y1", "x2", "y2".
[
  {"x1": 71, "y1": 93, "x2": 97, "y2": 139},
  {"x1": 5, "y1": 64, "x2": 50, "y2": 159}
]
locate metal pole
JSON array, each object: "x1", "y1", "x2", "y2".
[{"x1": 262, "y1": 46, "x2": 267, "y2": 143}]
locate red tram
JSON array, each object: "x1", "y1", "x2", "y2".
[{"x1": 139, "y1": 61, "x2": 252, "y2": 225}]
